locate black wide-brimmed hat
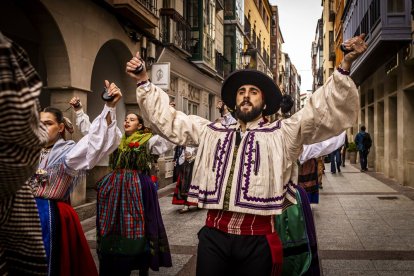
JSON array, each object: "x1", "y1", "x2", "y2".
[{"x1": 221, "y1": 69, "x2": 282, "y2": 116}]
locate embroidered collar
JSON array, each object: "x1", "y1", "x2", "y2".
[{"x1": 235, "y1": 117, "x2": 268, "y2": 131}]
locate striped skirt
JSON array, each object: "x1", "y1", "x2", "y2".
[{"x1": 0, "y1": 184, "x2": 47, "y2": 275}]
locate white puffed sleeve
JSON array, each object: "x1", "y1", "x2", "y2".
[
  {"x1": 299, "y1": 131, "x2": 346, "y2": 164},
  {"x1": 74, "y1": 109, "x2": 91, "y2": 136},
  {"x1": 148, "y1": 134, "x2": 175, "y2": 155},
  {"x1": 65, "y1": 105, "x2": 122, "y2": 170}
]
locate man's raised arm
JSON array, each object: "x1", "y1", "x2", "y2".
[
  {"x1": 126, "y1": 52, "x2": 210, "y2": 146},
  {"x1": 281, "y1": 34, "x2": 368, "y2": 161}
]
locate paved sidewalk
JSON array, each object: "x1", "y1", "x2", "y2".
[
  {"x1": 82, "y1": 165, "x2": 414, "y2": 275},
  {"x1": 81, "y1": 184, "x2": 206, "y2": 276},
  {"x1": 315, "y1": 164, "x2": 414, "y2": 276}
]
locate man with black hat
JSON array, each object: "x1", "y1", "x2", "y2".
[{"x1": 126, "y1": 34, "x2": 367, "y2": 275}]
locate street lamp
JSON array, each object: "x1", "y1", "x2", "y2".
[{"x1": 242, "y1": 45, "x2": 255, "y2": 69}]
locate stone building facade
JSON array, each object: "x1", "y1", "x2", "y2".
[{"x1": 0, "y1": 0, "x2": 224, "y2": 205}]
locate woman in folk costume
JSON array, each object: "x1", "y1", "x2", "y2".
[
  {"x1": 298, "y1": 131, "x2": 346, "y2": 203},
  {"x1": 95, "y1": 111, "x2": 172, "y2": 276},
  {"x1": 172, "y1": 146, "x2": 198, "y2": 213},
  {"x1": 30, "y1": 80, "x2": 123, "y2": 276}
]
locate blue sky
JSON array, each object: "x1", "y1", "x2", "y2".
[{"x1": 269, "y1": 0, "x2": 322, "y2": 91}]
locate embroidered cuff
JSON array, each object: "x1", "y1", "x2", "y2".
[
  {"x1": 137, "y1": 80, "x2": 151, "y2": 92},
  {"x1": 137, "y1": 80, "x2": 150, "y2": 87},
  {"x1": 337, "y1": 66, "x2": 350, "y2": 75}
]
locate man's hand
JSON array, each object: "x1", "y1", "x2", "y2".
[
  {"x1": 126, "y1": 52, "x2": 149, "y2": 83},
  {"x1": 341, "y1": 34, "x2": 368, "y2": 71},
  {"x1": 104, "y1": 80, "x2": 122, "y2": 108}
]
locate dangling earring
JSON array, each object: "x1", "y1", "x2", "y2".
[{"x1": 263, "y1": 104, "x2": 267, "y2": 110}]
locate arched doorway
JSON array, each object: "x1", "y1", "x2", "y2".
[
  {"x1": 89, "y1": 39, "x2": 136, "y2": 130},
  {"x1": 0, "y1": 0, "x2": 70, "y2": 109}
]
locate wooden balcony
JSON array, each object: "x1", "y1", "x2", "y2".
[
  {"x1": 343, "y1": 0, "x2": 412, "y2": 84},
  {"x1": 105, "y1": 0, "x2": 158, "y2": 29}
]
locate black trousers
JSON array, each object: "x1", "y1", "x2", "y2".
[
  {"x1": 196, "y1": 226, "x2": 272, "y2": 276},
  {"x1": 359, "y1": 150, "x2": 369, "y2": 170}
]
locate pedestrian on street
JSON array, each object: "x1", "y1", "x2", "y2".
[
  {"x1": 355, "y1": 125, "x2": 372, "y2": 171},
  {"x1": 329, "y1": 147, "x2": 342, "y2": 173},
  {"x1": 341, "y1": 133, "x2": 349, "y2": 167},
  {"x1": 0, "y1": 32, "x2": 49, "y2": 275},
  {"x1": 126, "y1": 34, "x2": 367, "y2": 275}
]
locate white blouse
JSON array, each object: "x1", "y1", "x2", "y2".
[
  {"x1": 66, "y1": 105, "x2": 122, "y2": 170},
  {"x1": 299, "y1": 131, "x2": 346, "y2": 164}
]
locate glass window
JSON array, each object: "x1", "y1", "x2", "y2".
[
  {"x1": 224, "y1": 0, "x2": 234, "y2": 17},
  {"x1": 183, "y1": 98, "x2": 188, "y2": 114},
  {"x1": 387, "y1": 0, "x2": 404, "y2": 12},
  {"x1": 186, "y1": 100, "x2": 199, "y2": 115},
  {"x1": 187, "y1": 0, "x2": 199, "y2": 27}
]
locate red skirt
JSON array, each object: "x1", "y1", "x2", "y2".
[{"x1": 57, "y1": 202, "x2": 98, "y2": 276}]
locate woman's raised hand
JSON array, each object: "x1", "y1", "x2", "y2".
[{"x1": 104, "y1": 80, "x2": 123, "y2": 108}]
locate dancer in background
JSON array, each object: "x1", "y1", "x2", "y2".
[
  {"x1": 94, "y1": 111, "x2": 172, "y2": 276},
  {"x1": 172, "y1": 146, "x2": 198, "y2": 213}
]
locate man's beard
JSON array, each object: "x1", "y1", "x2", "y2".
[{"x1": 235, "y1": 101, "x2": 264, "y2": 123}]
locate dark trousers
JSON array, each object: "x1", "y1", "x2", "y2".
[
  {"x1": 341, "y1": 148, "x2": 346, "y2": 166},
  {"x1": 329, "y1": 149, "x2": 342, "y2": 173},
  {"x1": 359, "y1": 150, "x2": 369, "y2": 170},
  {"x1": 196, "y1": 226, "x2": 272, "y2": 276}
]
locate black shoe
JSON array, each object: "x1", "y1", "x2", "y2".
[
  {"x1": 337, "y1": 166, "x2": 341, "y2": 173},
  {"x1": 331, "y1": 171, "x2": 336, "y2": 174}
]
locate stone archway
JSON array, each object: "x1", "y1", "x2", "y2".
[
  {"x1": 89, "y1": 39, "x2": 137, "y2": 128},
  {"x1": 0, "y1": 0, "x2": 70, "y2": 109},
  {"x1": 86, "y1": 39, "x2": 136, "y2": 188}
]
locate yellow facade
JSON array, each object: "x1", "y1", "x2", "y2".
[
  {"x1": 322, "y1": 0, "x2": 335, "y2": 81},
  {"x1": 244, "y1": 0, "x2": 272, "y2": 75}
]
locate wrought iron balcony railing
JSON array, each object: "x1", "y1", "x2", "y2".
[{"x1": 160, "y1": 8, "x2": 192, "y2": 55}]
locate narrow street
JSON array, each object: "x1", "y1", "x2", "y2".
[{"x1": 81, "y1": 164, "x2": 414, "y2": 276}]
